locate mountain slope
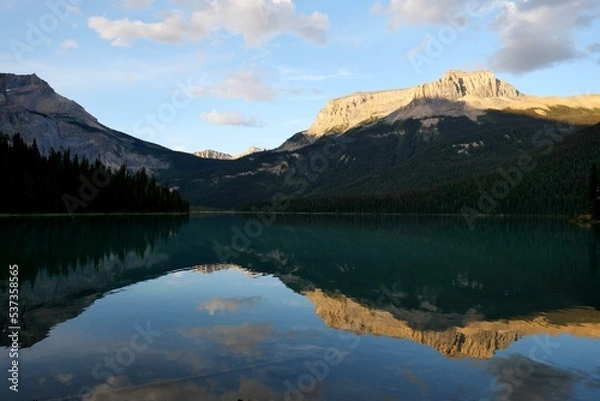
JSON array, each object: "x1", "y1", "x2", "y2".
[
  {"x1": 179, "y1": 70, "x2": 600, "y2": 212},
  {"x1": 0, "y1": 73, "x2": 218, "y2": 176}
]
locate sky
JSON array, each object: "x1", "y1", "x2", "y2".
[{"x1": 1, "y1": 0, "x2": 599, "y2": 155}]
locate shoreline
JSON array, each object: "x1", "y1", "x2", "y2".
[
  {"x1": 0, "y1": 211, "x2": 575, "y2": 219},
  {"x1": 0, "y1": 212, "x2": 191, "y2": 218}
]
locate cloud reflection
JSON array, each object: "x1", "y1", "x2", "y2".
[
  {"x1": 197, "y1": 296, "x2": 264, "y2": 316},
  {"x1": 181, "y1": 322, "x2": 273, "y2": 358},
  {"x1": 83, "y1": 375, "x2": 280, "y2": 401},
  {"x1": 487, "y1": 355, "x2": 577, "y2": 401}
]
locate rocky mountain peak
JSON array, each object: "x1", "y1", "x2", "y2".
[
  {"x1": 419, "y1": 69, "x2": 521, "y2": 100},
  {"x1": 0, "y1": 73, "x2": 53, "y2": 96},
  {"x1": 306, "y1": 69, "x2": 524, "y2": 136},
  {"x1": 193, "y1": 149, "x2": 233, "y2": 160},
  {"x1": 0, "y1": 72, "x2": 185, "y2": 172},
  {"x1": 0, "y1": 72, "x2": 95, "y2": 121}
]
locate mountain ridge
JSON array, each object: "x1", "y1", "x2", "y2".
[{"x1": 306, "y1": 70, "x2": 600, "y2": 136}]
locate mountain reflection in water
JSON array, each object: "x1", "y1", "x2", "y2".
[{"x1": 1, "y1": 215, "x2": 599, "y2": 400}]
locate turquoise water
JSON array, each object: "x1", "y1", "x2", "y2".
[{"x1": 0, "y1": 215, "x2": 599, "y2": 400}]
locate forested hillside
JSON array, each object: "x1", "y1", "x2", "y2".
[
  {"x1": 243, "y1": 123, "x2": 600, "y2": 218},
  {"x1": 0, "y1": 133, "x2": 189, "y2": 214}
]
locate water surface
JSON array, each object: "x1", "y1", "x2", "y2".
[{"x1": 1, "y1": 215, "x2": 599, "y2": 400}]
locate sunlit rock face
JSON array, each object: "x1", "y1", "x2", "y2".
[
  {"x1": 304, "y1": 289, "x2": 600, "y2": 359},
  {"x1": 306, "y1": 70, "x2": 600, "y2": 136}
]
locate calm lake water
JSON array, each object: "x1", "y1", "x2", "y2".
[{"x1": 1, "y1": 215, "x2": 600, "y2": 401}]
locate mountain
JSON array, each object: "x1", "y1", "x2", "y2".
[
  {"x1": 0, "y1": 73, "x2": 217, "y2": 176},
  {"x1": 306, "y1": 70, "x2": 600, "y2": 136},
  {"x1": 194, "y1": 146, "x2": 265, "y2": 160},
  {"x1": 3, "y1": 70, "x2": 600, "y2": 214},
  {"x1": 179, "y1": 70, "x2": 600, "y2": 213},
  {"x1": 193, "y1": 149, "x2": 234, "y2": 160},
  {"x1": 239, "y1": 146, "x2": 266, "y2": 157}
]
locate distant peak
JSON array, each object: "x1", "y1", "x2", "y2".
[
  {"x1": 238, "y1": 146, "x2": 266, "y2": 157},
  {"x1": 193, "y1": 149, "x2": 233, "y2": 160},
  {"x1": 193, "y1": 146, "x2": 265, "y2": 160}
]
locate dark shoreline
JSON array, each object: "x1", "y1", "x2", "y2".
[{"x1": 0, "y1": 211, "x2": 575, "y2": 218}]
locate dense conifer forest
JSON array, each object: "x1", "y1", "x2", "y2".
[
  {"x1": 242, "y1": 123, "x2": 600, "y2": 218},
  {"x1": 0, "y1": 133, "x2": 189, "y2": 214}
]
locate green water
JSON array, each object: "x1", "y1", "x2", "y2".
[{"x1": 1, "y1": 215, "x2": 599, "y2": 400}]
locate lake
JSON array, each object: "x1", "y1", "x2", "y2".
[{"x1": 1, "y1": 215, "x2": 599, "y2": 401}]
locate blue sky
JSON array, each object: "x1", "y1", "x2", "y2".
[{"x1": 1, "y1": 0, "x2": 599, "y2": 154}]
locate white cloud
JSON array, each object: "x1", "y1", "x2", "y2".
[
  {"x1": 588, "y1": 43, "x2": 600, "y2": 53},
  {"x1": 123, "y1": 0, "x2": 153, "y2": 9},
  {"x1": 374, "y1": 0, "x2": 600, "y2": 73},
  {"x1": 201, "y1": 109, "x2": 265, "y2": 127},
  {"x1": 88, "y1": 15, "x2": 190, "y2": 46},
  {"x1": 192, "y1": 71, "x2": 276, "y2": 101},
  {"x1": 282, "y1": 68, "x2": 354, "y2": 82},
  {"x1": 371, "y1": 0, "x2": 479, "y2": 27},
  {"x1": 88, "y1": 0, "x2": 329, "y2": 47},
  {"x1": 59, "y1": 39, "x2": 79, "y2": 50},
  {"x1": 489, "y1": 0, "x2": 599, "y2": 73}
]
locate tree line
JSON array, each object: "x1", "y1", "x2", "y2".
[
  {"x1": 0, "y1": 133, "x2": 189, "y2": 214},
  {"x1": 242, "y1": 162, "x2": 600, "y2": 218}
]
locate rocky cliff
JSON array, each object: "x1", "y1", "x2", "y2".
[{"x1": 306, "y1": 70, "x2": 600, "y2": 136}]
